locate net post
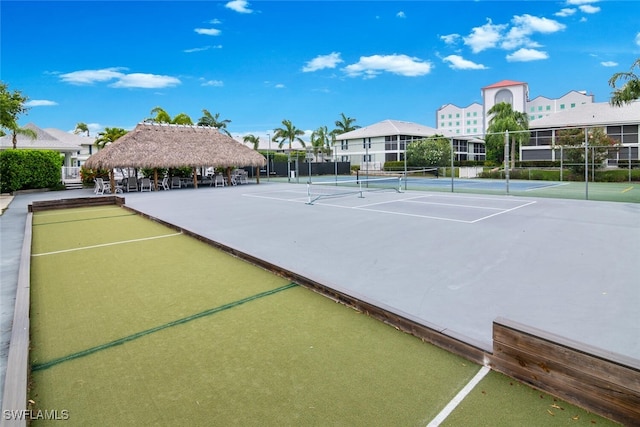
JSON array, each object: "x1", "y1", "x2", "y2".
[{"x1": 307, "y1": 182, "x2": 312, "y2": 205}]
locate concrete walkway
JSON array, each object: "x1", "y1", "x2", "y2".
[{"x1": 2, "y1": 185, "x2": 639, "y2": 408}]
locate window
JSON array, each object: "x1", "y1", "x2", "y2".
[
  {"x1": 456, "y1": 121, "x2": 460, "y2": 126},
  {"x1": 466, "y1": 112, "x2": 470, "y2": 117},
  {"x1": 530, "y1": 107, "x2": 535, "y2": 112},
  {"x1": 456, "y1": 113, "x2": 460, "y2": 118},
  {"x1": 571, "y1": 103, "x2": 575, "y2": 108},
  {"x1": 560, "y1": 104, "x2": 565, "y2": 109},
  {"x1": 537, "y1": 106, "x2": 542, "y2": 111},
  {"x1": 363, "y1": 154, "x2": 372, "y2": 162},
  {"x1": 530, "y1": 115, "x2": 535, "y2": 121},
  {"x1": 473, "y1": 120, "x2": 477, "y2": 125},
  {"x1": 473, "y1": 112, "x2": 477, "y2": 117},
  {"x1": 440, "y1": 114, "x2": 444, "y2": 119},
  {"x1": 448, "y1": 114, "x2": 452, "y2": 119},
  {"x1": 448, "y1": 122, "x2": 452, "y2": 126},
  {"x1": 341, "y1": 140, "x2": 349, "y2": 150},
  {"x1": 440, "y1": 122, "x2": 445, "y2": 127},
  {"x1": 546, "y1": 105, "x2": 551, "y2": 111},
  {"x1": 341, "y1": 156, "x2": 349, "y2": 162},
  {"x1": 363, "y1": 139, "x2": 371, "y2": 149},
  {"x1": 466, "y1": 120, "x2": 471, "y2": 125},
  {"x1": 495, "y1": 89, "x2": 513, "y2": 105}
]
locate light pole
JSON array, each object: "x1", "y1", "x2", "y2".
[{"x1": 267, "y1": 133, "x2": 271, "y2": 182}]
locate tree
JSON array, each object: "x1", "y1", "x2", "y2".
[
  {"x1": 74, "y1": 122, "x2": 90, "y2": 136},
  {"x1": 485, "y1": 102, "x2": 529, "y2": 167},
  {"x1": 332, "y1": 112, "x2": 360, "y2": 135},
  {"x1": 609, "y1": 58, "x2": 640, "y2": 106},
  {"x1": 0, "y1": 82, "x2": 34, "y2": 148},
  {"x1": 95, "y1": 127, "x2": 127, "y2": 149},
  {"x1": 243, "y1": 134, "x2": 260, "y2": 150},
  {"x1": 147, "y1": 107, "x2": 193, "y2": 125},
  {"x1": 197, "y1": 109, "x2": 231, "y2": 136},
  {"x1": 555, "y1": 127, "x2": 619, "y2": 175},
  {"x1": 272, "y1": 119, "x2": 305, "y2": 150},
  {"x1": 406, "y1": 136, "x2": 451, "y2": 167},
  {"x1": 310, "y1": 126, "x2": 330, "y2": 160}
]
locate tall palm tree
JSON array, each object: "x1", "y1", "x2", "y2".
[
  {"x1": 197, "y1": 109, "x2": 231, "y2": 136},
  {"x1": 147, "y1": 107, "x2": 193, "y2": 125},
  {"x1": 243, "y1": 134, "x2": 260, "y2": 150},
  {"x1": 95, "y1": 127, "x2": 127, "y2": 149},
  {"x1": 609, "y1": 58, "x2": 640, "y2": 106},
  {"x1": 310, "y1": 126, "x2": 330, "y2": 160},
  {"x1": 74, "y1": 122, "x2": 90, "y2": 136},
  {"x1": 332, "y1": 112, "x2": 360, "y2": 136},
  {"x1": 486, "y1": 102, "x2": 529, "y2": 168},
  {"x1": 272, "y1": 119, "x2": 306, "y2": 150}
]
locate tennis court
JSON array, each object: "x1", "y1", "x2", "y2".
[{"x1": 23, "y1": 204, "x2": 621, "y2": 425}]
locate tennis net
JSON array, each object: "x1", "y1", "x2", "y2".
[{"x1": 307, "y1": 176, "x2": 402, "y2": 205}]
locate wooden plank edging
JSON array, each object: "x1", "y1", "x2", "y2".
[
  {"x1": 0, "y1": 213, "x2": 32, "y2": 427},
  {"x1": 490, "y1": 317, "x2": 640, "y2": 426}
]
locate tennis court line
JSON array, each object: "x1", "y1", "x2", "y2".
[
  {"x1": 469, "y1": 200, "x2": 536, "y2": 223},
  {"x1": 426, "y1": 365, "x2": 491, "y2": 427},
  {"x1": 33, "y1": 207, "x2": 123, "y2": 217},
  {"x1": 31, "y1": 282, "x2": 298, "y2": 372},
  {"x1": 33, "y1": 213, "x2": 137, "y2": 226},
  {"x1": 524, "y1": 182, "x2": 568, "y2": 192},
  {"x1": 32, "y1": 232, "x2": 182, "y2": 257}
]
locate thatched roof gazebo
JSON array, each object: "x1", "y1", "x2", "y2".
[{"x1": 85, "y1": 122, "x2": 266, "y2": 189}]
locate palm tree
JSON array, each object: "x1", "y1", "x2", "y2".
[
  {"x1": 486, "y1": 102, "x2": 529, "y2": 168},
  {"x1": 609, "y1": 58, "x2": 640, "y2": 106},
  {"x1": 95, "y1": 127, "x2": 127, "y2": 149},
  {"x1": 310, "y1": 126, "x2": 330, "y2": 160},
  {"x1": 147, "y1": 107, "x2": 193, "y2": 125},
  {"x1": 9, "y1": 125, "x2": 37, "y2": 149},
  {"x1": 332, "y1": 112, "x2": 360, "y2": 137},
  {"x1": 197, "y1": 109, "x2": 231, "y2": 136},
  {"x1": 243, "y1": 134, "x2": 260, "y2": 150},
  {"x1": 272, "y1": 119, "x2": 306, "y2": 150},
  {"x1": 74, "y1": 122, "x2": 90, "y2": 136}
]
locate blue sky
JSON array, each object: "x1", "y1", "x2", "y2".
[{"x1": 2, "y1": 0, "x2": 639, "y2": 142}]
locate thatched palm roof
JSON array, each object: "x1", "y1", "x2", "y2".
[{"x1": 84, "y1": 122, "x2": 266, "y2": 170}]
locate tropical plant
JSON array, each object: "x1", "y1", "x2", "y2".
[
  {"x1": 243, "y1": 134, "x2": 260, "y2": 150},
  {"x1": 485, "y1": 102, "x2": 529, "y2": 167},
  {"x1": 95, "y1": 127, "x2": 127, "y2": 149},
  {"x1": 609, "y1": 58, "x2": 640, "y2": 106},
  {"x1": 272, "y1": 119, "x2": 306, "y2": 150},
  {"x1": 330, "y1": 112, "x2": 360, "y2": 145},
  {"x1": 197, "y1": 109, "x2": 231, "y2": 136},
  {"x1": 74, "y1": 122, "x2": 90, "y2": 136},
  {"x1": 0, "y1": 82, "x2": 34, "y2": 148},
  {"x1": 406, "y1": 136, "x2": 451, "y2": 167},
  {"x1": 310, "y1": 126, "x2": 330, "y2": 160},
  {"x1": 555, "y1": 127, "x2": 619, "y2": 175},
  {"x1": 147, "y1": 107, "x2": 193, "y2": 125}
]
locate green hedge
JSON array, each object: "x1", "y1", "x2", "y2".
[{"x1": 0, "y1": 150, "x2": 63, "y2": 193}]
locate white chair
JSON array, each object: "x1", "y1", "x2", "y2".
[
  {"x1": 238, "y1": 170, "x2": 249, "y2": 184},
  {"x1": 140, "y1": 178, "x2": 152, "y2": 192},
  {"x1": 95, "y1": 178, "x2": 111, "y2": 195},
  {"x1": 171, "y1": 176, "x2": 182, "y2": 189},
  {"x1": 214, "y1": 174, "x2": 225, "y2": 187},
  {"x1": 158, "y1": 176, "x2": 170, "y2": 190},
  {"x1": 127, "y1": 177, "x2": 139, "y2": 192}
]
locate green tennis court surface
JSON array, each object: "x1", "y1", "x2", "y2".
[{"x1": 27, "y1": 206, "x2": 618, "y2": 425}]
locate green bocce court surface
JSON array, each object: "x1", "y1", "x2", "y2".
[{"x1": 27, "y1": 206, "x2": 618, "y2": 426}]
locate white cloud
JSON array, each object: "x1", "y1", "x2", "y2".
[
  {"x1": 110, "y1": 73, "x2": 181, "y2": 89},
  {"x1": 25, "y1": 100, "x2": 58, "y2": 107},
  {"x1": 184, "y1": 45, "x2": 223, "y2": 53},
  {"x1": 463, "y1": 19, "x2": 507, "y2": 53},
  {"x1": 208, "y1": 19, "x2": 222, "y2": 24},
  {"x1": 59, "y1": 67, "x2": 126, "y2": 85},
  {"x1": 396, "y1": 11, "x2": 406, "y2": 18},
  {"x1": 636, "y1": 32, "x2": 640, "y2": 46},
  {"x1": 506, "y1": 48, "x2": 549, "y2": 62},
  {"x1": 275, "y1": 83, "x2": 285, "y2": 89},
  {"x1": 302, "y1": 52, "x2": 343, "y2": 72},
  {"x1": 442, "y1": 55, "x2": 487, "y2": 70},
  {"x1": 502, "y1": 14, "x2": 565, "y2": 50},
  {"x1": 600, "y1": 61, "x2": 618, "y2": 67},
  {"x1": 555, "y1": 8, "x2": 576, "y2": 17},
  {"x1": 195, "y1": 28, "x2": 221, "y2": 36},
  {"x1": 440, "y1": 34, "x2": 460, "y2": 45},
  {"x1": 344, "y1": 54, "x2": 432, "y2": 78},
  {"x1": 225, "y1": 0, "x2": 252, "y2": 14},
  {"x1": 579, "y1": 4, "x2": 600, "y2": 13},
  {"x1": 60, "y1": 68, "x2": 180, "y2": 89},
  {"x1": 202, "y1": 80, "x2": 224, "y2": 87}
]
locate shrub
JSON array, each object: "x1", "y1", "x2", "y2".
[{"x1": 0, "y1": 150, "x2": 62, "y2": 192}]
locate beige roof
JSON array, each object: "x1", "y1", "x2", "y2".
[
  {"x1": 85, "y1": 123, "x2": 266, "y2": 170},
  {"x1": 529, "y1": 101, "x2": 640, "y2": 129},
  {"x1": 0, "y1": 123, "x2": 82, "y2": 152}
]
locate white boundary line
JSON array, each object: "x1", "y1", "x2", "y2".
[
  {"x1": 32, "y1": 232, "x2": 182, "y2": 257},
  {"x1": 426, "y1": 365, "x2": 491, "y2": 427},
  {"x1": 33, "y1": 206, "x2": 123, "y2": 217}
]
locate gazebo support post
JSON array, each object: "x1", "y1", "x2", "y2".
[
  {"x1": 226, "y1": 167, "x2": 232, "y2": 186},
  {"x1": 193, "y1": 167, "x2": 198, "y2": 189},
  {"x1": 153, "y1": 169, "x2": 158, "y2": 191},
  {"x1": 109, "y1": 170, "x2": 116, "y2": 195},
  {"x1": 256, "y1": 166, "x2": 260, "y2": 184}
]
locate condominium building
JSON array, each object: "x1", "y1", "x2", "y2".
[{"x1": 436, "y1": 80, "x2": 595, "y2": 136}]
